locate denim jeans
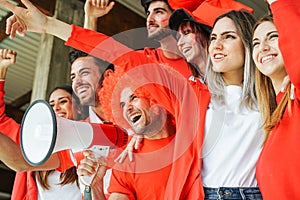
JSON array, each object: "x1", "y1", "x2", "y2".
[{"x1": 204, "y1": 187, "x2": 263, "y2": 200}]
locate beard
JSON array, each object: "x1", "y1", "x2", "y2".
[
  {"x1": 137, "y1": 105, "x2": 167, "y2": 138},
  {"x1": 148, "y1": 28, "x2": 171, "y2": 41},
  {"x1": 79, "y1": 92, "x2": 99, "y2": 107}
]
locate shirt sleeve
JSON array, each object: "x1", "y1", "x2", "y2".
[
  {"x1": 108, "y1": 169, "x2": 135, "y2": 200},
  {"x1": 0, "y1": 80, "x2": 21, "y2": 144},
  {"x1": 56, "y1": 150, "x2": 84, "y2": 172},
  {"x1": 65, "y1": 25, "x2": 133, "y2": 64},
  {"x1": 271, "y1": 0, "x2": 300, "y2": 96}
]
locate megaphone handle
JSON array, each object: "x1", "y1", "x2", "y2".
[
  {"x1": 84, "y1": 185, "x2": 92, "y2": 200},
  {"x1": 80, "y1": 145, "x2": 109, "y2": 186},
  {"x1": 80, "y1": 165, "x2": 99, "y2": 186},
  {"x1": 81, "y1": 165, "x2": 98, "y2": 200}
]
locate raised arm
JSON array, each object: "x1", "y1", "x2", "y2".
[
  {"x1": 84, "y1": 0, "x2": 115, "y2": 30},
  {"x1": 0, "y1": 0, "x2": 72, "y2": 40},
  {"x1": 269, "y1": 0, "x2": 300, "y2": 90},
  {"x1": 0, "y1": 49, "x2": 16, "y2": 78},
  {"x1": 0, "y1": 0, "x2": 133, "y2": 65},
  {"x1": 0, "y1": 49, "x2": 20, "y2": 143},
  {"x1": 0, "y1": 49, "x2": 70, "y2": 172}
]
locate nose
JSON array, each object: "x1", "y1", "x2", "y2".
[
  {"x1": 53, "y1": 103, "x2": 60, "y2": 112},
  {"x1": 147, "y1": 12, "x2": 155, "y2": 25},
  {"x1": 72, "y1": 75, "x2": 83, "y2": 87},
  {"x1": 127, "y1": 103, "x2": 133, "y2": 113},
  {"x1": 259, "y1": 40, "x2": 270, "y2": 52},
  {"x1": 123, "y1": 102, "x2": 133, "y2": 119},
  {"x1": 211, "y1": 37, "x2": 223, "y2": 50},
  {"x1": 177, "y1": 34, "x2": 184, "y2": 48}
]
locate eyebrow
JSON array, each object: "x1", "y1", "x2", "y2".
[
  {"x1": 70, "y1": 67, "x2": 91, "y2": 76},
  {"x1": 148, "y1": 7, "x2": 167, "y2": 14},
  {"x1": 119, "y1": 94, "x2": 135, "y2": 107},
  {"x1": 153, "y1": 7, "x2": 167, "y2": 12},
  {"x1": 253, "y1": 30, "x2": 278, "y2": 42},
  {"x1": 129, "y1": 94, "x2": 135, "y2": 99},
  {"x1": 78, "y1": 67, "x2": 91, "y2": 73},
  {"x1": 211, "y1": 30, "x2": 237, "y2": 37},
  {"x1": 49, "y1": 96, "x2": 69, "y2": 103}
]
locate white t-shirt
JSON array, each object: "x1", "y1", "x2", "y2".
[
  {"x1": 88, "y1": 106, "x2": 111, "y2": 194},
  {"x1": 201, "y1": 86, "x2": 264, "y2": 187},
  {"x1": 37, "y1": 171, "x2": 81, "y2": 200}
]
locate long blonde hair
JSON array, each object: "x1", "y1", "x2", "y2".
[
  {"x1": 253, "y1": 15, "x2": 292, "y2": 139},
  {"x1": 206, "y1": 10, "x2": 258, "y2": 110}
]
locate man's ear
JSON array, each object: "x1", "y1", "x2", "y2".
[
  {"x1": 103, "y1": 69, "x2": 113, "y2": 77},
  {"x1": 151, "y1": 104, "x2": 166, "y2": 115}
]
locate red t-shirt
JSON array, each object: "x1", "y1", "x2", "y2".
[
  {"x1": 102, "y1": 65, "x2": 210, "y2": 199},
  {"x1": 108, "y1": 135, "x2": 175, "y2": 200}
]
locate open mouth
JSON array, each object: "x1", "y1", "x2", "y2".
[
  {"x1": 214, "y1": 53, "x2": 225, "y2": 59},
  {"x1": 182, "y1": 47, "x2": 191, "y2": 55},
  {"x1": 56, "y1": 113, "x2": 65, "y2": 117},
  {"x1": 261, "y1": 54, "x2": 276, "y2": 64},
  {"x1": 130, "y1": 113, "x2": 142, "y2": 123}
]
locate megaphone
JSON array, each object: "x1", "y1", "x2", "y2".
[{"x1": 20, "y1": 99, "x2": 128, "y2": 166}]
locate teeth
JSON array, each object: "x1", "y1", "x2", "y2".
[
  {"x1": 130, "y1": 113, "x2": 141, "y2": 123},
  {"x1": 57, "y1": 113, "x2": 64, "y2": 117},
  {"x1": 77, "y1": 87, "x2": 88, "y2": 94},
  {"x1": 214, "y1": 54, "x2": 224, "y2": 59},
  {"x1": 261, "y1": 55, "x2": 275, "y2": 64}
]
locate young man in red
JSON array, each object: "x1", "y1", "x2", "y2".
[
  {"x1": 77, "y1": 66, "x2": 179, "y2": 200},
  {"x1": 2, "y1": 0, "x2": 199, "y2": 79}
]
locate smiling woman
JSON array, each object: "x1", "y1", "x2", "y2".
[
  {"x1": 196, "y1": 10, "x2": 264, "y2": 199},
  {"x1": 49, "y1": 85, "x2": 87, "y2": 120},
  {"x1": 253, "y1": 0, "x2": 300, "y2": 198},
  {"x1": 34, "y1": 85, "x2": 83, "y2": 200}
]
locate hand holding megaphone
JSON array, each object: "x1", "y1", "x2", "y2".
[
  {"x1": 80, "y1": 145, "x2": 110, "y2": 186},
  {"x1": 77, "y1": 147, "x2": 109, "y2": 200},
  {"x1": 20, "y1": 100, "x2": 128, "y2": 166}
]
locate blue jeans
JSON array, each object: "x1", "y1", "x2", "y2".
[{"x1": 204, "y1": 187, "x2": 263, "y2": 200}]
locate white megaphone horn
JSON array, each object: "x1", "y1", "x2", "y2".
[{"x1": 20, "y1": 99, "x2": 128, "y2": 166}]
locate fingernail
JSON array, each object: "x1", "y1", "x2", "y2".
[
  {"x1": 290, "y1": 93, "x2": 295, "y2": 100},
  {"x1": 281, "y1": 87, "x2": 285, "y2": 92}
]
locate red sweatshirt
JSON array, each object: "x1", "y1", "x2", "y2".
[{"x1": 256, "y1": 0, "x2": 300, "y2": 199}]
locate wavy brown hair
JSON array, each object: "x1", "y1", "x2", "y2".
[{"x1": 35, "y1": 167, "x2": 78, "y2": 190}]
